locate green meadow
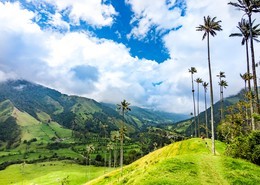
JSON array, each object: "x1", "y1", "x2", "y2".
[{"x1": 0, "y1": 161, "x2": 113, "y2": 185}]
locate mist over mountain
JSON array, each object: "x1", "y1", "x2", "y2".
[{"x1": 0, "y1": 79, "x2": 188, "y2": 144}]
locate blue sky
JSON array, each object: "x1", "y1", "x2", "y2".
[
  {"x1": 19, "y1": 0, "x2": 186, "y2": 62},
  {"x1": 0, "y1": 0, "x2": 259, "y2": 113}
]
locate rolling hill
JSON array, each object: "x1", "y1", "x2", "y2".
[
  {"x1": 0, "y1": 79, "x2": 189, "y2": 170},
  {"x1": 85, "y1": 138, "x2": 260, "y2": 185},
  {"x1": 0, "y1": 79, "x2": 187, "y2": 145}
]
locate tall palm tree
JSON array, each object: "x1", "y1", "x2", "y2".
[
  {"x1": 117, "y1": 99, "x2": 131, "y2": 175},
  {"x1": 229, "y1": 0, "x2": 260, "y2": 115},
  {"x1": 196, "y1": 15, "x2": 222, "y2": 155},
  {"x1": 230, "y1": 19, "x2": 251, "y2": 91},
  {"x1": 202, "y1": 82, "x2": 209, "y2": 138},
  {"x1": 217, "y1": 72, "x2": 226, "y2": 121},
  {"x1": 230, "y1": 18, "x2": 260, "y2": 130},
  {"x1": 219, "y1": 80, "x2": 228, "y2": 121},
  {"x1": 189, "y1": 67, "x2": 197, "y2": 137},
  {"x1": 195, "y1": 78, "x2": 203, "y2": 136}
]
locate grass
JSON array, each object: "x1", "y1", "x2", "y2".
[
  {"x1": 0, "y1": 161, "x2": 113, "y2": 185},
  {"x1": 85, "y1": 138, "x2": 260, "y2": 185},
  {"x1": 14, "y1": 107, "x2": 72, "y2": 142}
]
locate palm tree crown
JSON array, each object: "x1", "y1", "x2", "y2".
[
  {"x1": 230, "y1": 19, "x2": 260, "y2": 44},
  {"x1": 195, "y1": 78, "x2": 203, "y2": 84},
  {"x1": 189, "y1": 67, "x2": 197, "y2": 74},
  {"x1": 228, "y1": 0, "x2": 260, "y2": 15},
  {"x1": 219, "y1": 80, "x2": 228, "y2": 89},
  {"x1": 202, "y1": 82, "x2": 209, "y2": 90},
  {"x1": 217, "y1": 71, "x2": 226, "y2": 79},
  {"x1": 117, "y1": 100, "x2": 131, "y2": 116},
  {"x1": 196, "y1": 16, "x2": 222, "y2": 40}
]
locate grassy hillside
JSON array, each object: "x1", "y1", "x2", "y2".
[
  {"x1": 0, "y1": 161, "x2": 112, "y2": 185},
  {"x1": 0, "y1": 79, "x2": 186, "y2": 143},
  {"x1": 86, "y1": 138, "x2": 260, "y2": 185}
]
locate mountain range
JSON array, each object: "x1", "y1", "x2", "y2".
[{"x1": 0, "y1": 79, "x2": 188, "y2": 146}]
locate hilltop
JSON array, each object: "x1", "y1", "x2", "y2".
[{"x1": 86, "y1": 138, "x2": 260, "y2": 185}]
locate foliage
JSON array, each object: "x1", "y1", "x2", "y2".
[
  {"x1": 224, "y1": 131, "x2": 260, "y2": 165},
  {"x1": 218, "y1": 95, "x2": 260, "y2": 165},
  {"x1": 0, "y1": 117, "x2": 21, "y2": 145}
]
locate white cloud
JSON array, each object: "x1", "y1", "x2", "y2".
[
  {"x1": 0, "y1": 0, "x2": 259, "y2": 115},
  {"x1": 162, "y1": 0, "x2": 260, "y2": 109},
  {"x1": 43, "y1": 0, "x2": 117, "y2": 27},
  {"x1": 126, "y1": 0, "x2": 184, "y2": 39}
]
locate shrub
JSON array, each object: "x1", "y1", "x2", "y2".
[{"x1": 225, "y1": 131, "x2": 260, "y2": 165}]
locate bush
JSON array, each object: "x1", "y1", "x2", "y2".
[
  {"x1": 247, "y1": 131, "x2": 260, "y2": 165},
  {"x1": 225, "y1": 131, "x2": 260, "y2": 165}
]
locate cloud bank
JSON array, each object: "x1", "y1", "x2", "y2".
[{"x1": 0, "y1": 0, "x2": 259, "y2": 114}]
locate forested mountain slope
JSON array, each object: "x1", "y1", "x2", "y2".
[{"x1": 0, "y1": 79, "x2": 187, "y2": 145}]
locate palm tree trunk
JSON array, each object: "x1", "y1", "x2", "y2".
[
  {"x1": 221, "y1": 86, "x2": 224, "y2": 121},
  {"x1": 249, "y1": 14, "x2": 259, "y2": 123},
  {"x1": 109, "y1": 149, "x2": 111, "y2": 168},
  {"x1": 197, "y1": 83, "x2": 200, "y2": 137},
  {"x1": 191, "y1": 74, "x2": 197, "y2": 137},
  {"x1": 114, "y1": 140, "x2": 117, "y2": 168},
  {"x1": 204, "y1": 88, "x2": 208, "y2": 138},
  {"x1": 120, "y1": 130, "x2": 123, "y2": 175},
  {"x1": 246, "y1": 39, "x2": 255, "y2": 130},
  {"x1": 207, "y1": 33, "x2": 215, "y2": 155},
  {"x1": 120, "y1": 112, "x2": 124, "y2": 175},
  {"x1": 219, "y1": 78, "x2": 222, "y2": 121}
]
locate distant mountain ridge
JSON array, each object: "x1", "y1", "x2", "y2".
[{"x1": 0, "y1": 79, "x2": 188, "y2": 144}]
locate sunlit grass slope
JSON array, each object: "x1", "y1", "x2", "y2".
[
  {"x1": 0, "y1": 161, "x2": 112, "y2": 185},
  {"x1": 86, "y1": 138, "x2": 260, "y2": 185},
  {"x1": 12, "y1": 107, "x2": 72, "y2": 142}
]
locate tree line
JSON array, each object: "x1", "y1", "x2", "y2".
[{"x1": 189, "y1": 0, "x2": 259, "y2": 162}]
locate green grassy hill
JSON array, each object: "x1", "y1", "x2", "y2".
[
  {"x1": 0, "y1": 161, "x2": 112, "y2": 185},
  {"x1": 86, "y1": 138, "x2": 260, "y2": 185}
]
